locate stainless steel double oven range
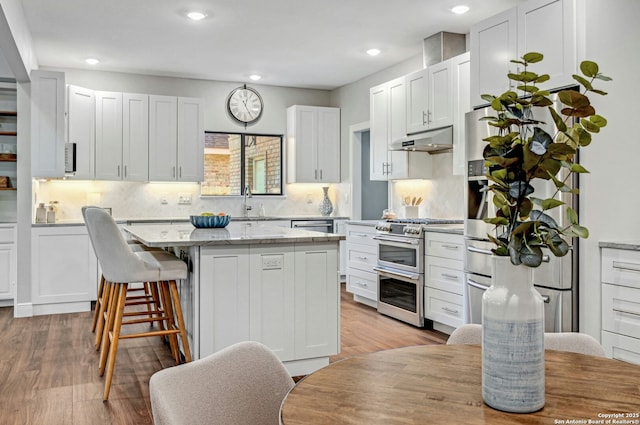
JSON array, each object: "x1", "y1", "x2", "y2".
[{"x1": 374, "y1": 218, "x2": 462, "y2": 327}]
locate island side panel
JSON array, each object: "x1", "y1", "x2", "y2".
[
  {"x1": 249, "y1": 245, "x2": 296, "y2": 362},
  {"x1": 199, "y1": 245, "x2": 251, "y2": 357},
  {"x1": 294, "y1": 242, "x2": 340, "y2": 359}
]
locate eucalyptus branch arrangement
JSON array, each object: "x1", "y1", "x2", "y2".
[{"x1": 481, "y1": 52, "x2": 611, "y2": 267}]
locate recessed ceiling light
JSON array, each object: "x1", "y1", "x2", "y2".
[
  {"x1": 367, "y1": 48, "x2": 381, "y2": 57},
  {"x1": 249, "y1": 74, "x2": 262, "y2": 81},
  {"x1": 187, "y1": 11, "x2": 207, "y2": 21},
  {"x1": 451, "y1": 5, "x2": 470, "y2": 14},
  {"x1": 85, "y1": 58, "x2": 100, "y2": 65}
]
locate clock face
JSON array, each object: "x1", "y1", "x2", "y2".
[{"x1": 227, "y1": 87, "x2": 263, "y2": 125}]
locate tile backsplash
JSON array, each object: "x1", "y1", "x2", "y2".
[{"x1": 34, "y1": 180, "x2": 348, "y2": 222}]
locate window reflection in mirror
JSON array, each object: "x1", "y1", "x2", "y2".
[{"x1": 201, "y1": 132, "x2": 283, "y2": 196}]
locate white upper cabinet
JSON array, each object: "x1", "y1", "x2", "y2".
[
  {"x1": 287, "y1": 105, "x2": 340, "y2": 184},
  {"x1": 406, "y1": 62, "x2": 454, "y2": 134},
  {"x1": 177, "y1": 97, "x2": 204, "y2": 182},
  {"x1": 517, "y1": 0, "x2": 578, "y2": 91},
  {"x1": 470, "y1": 8, "x2": 518, "y2": 107},
  {"x1": 470, "y1": 0, "x2": 579, "y2": 107},
  {"x1": 451, "y1": 52, "x2": 471, "y2": 176},
  {"x1": 31, "y1": 70, "x2": 65, "y2": 178},
  {"x1": 370, "y1": 77, "x2": 431, "y2": 181},
  {"x1": 122, "y1": 93, "x2": 150, "y2": 181},
  {"x1": 67, "y1": 85, "x2": 95, "y2": 179},
  {"x1": 149, "y1": 95, "x2": 177, "y2": 181},
  {"x1": 149, "y1": 96, "x2": 204, "y2": 182},
  {"x1": 95, "y1": 92, "x2": 150, "y2": 181},
  {"x1": 95, "y1": 91, "x2": 123, "y2": 180}
]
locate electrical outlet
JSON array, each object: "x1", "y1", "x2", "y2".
[
  {"x1": 160, "y1": 194, "x2": 168, "y2": 205},
  {"x1": 262, "y1": 255, "x2": 283, "y2": 270},
  {"x1": 178, "y1": 193, "x2": 192, "y2": 205},
  {"x1": 306, "y1": 193, "x2": 313, "y2": 204}
]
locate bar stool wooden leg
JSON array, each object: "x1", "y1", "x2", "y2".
[
  {"x1": 95, "y1": 280, "x2": 114, "y2": 350},
  {"x1": 91, "y1": 274, "x2": 105, "y2": 332},
  {"x1": 169, "y1": 279, "x2": 192, "y2": 363},
  {"x1": 159, "y1": 281, "x2": 180, "y2": 363},
  {"x1": 103, "y1": 283, "x2": 128, "y2": 401},
  {"x1": 99, "y1": 282, "x2": 119, "y2": 376}
]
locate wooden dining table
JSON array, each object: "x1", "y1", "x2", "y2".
[{"x1": 280, "y1": 344, "x2": 640, "y2": 425}]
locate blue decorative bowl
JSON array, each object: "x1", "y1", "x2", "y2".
[{"x1": 190, "y1": 215, "x2": 231, "y2": 228}]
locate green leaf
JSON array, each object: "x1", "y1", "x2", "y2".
[
  {"x1": 517, "y1": 85, "x2": 540, "y2": 94},
  {"x1": 491, "y1": 98, "x2": 503, "y2": 111},
  {"x1": 566, "y1": 207, "x2": 579, "y2": 225},
  {"x1": 481, "y1": 94, "x2": 496, "y2": 103},
  {"x1": 581, "y1": 119, "x2": 601, "y2": 133},
  {"x1": 590, "y1": 115, "x2": 608, "y2": 128},
  {"x1": 580, "y1": 61, "x2": 599, "y2": 78},
  {"x1": 509, "y1": 71, "x2": 539, "y2": 83},
  {"x1": 558, "y1": 91, "x2": 591, "y2": 108},
  {"x1": 591, "y1": 89, "x2": 608, "y2": 95},
  {"x1": 540, "y1": 198, "x2": 565, "y2": 210},
  {"x1": 575, "y1": 126, "x2": 592, "y2": 147},
  {"x1": 548, "y1": 107, "x2": 567, "y2": 132},
  {"x1": 534, "y1": 74, "x2": 550, "y2": 83},
  {"x1": 562, "y1": 105, "x2": 596, "y2": 118},
  {"x1": 572, "y1": 74, "x2": 594, "y2": 91},
  {"x1": 595, "y1": 73, "x2": 612, "y2": 82},
  {"x1": 561, "y1": 161, "x2": 589, "y2": 173},
  {"x1": 522, "y1": 52, "x2": 544, "y2": 63},
  {"x1": 571, "y1": 224, "x2": 590, "y2": 238},
  {"x1": 484, "y1": 217, "x2": 509, "y2": 226}
]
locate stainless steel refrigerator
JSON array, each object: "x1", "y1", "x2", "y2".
[{"x1": 463, "y1": 94, "x2": 578, "y2": 332}]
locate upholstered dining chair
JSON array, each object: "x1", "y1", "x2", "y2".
[
  {"x1": 447, "y1": 323, "x2": 606, "y2": 357},
  {"x1": 149, "y1": 341, "x2": 295, "y2": 425},
  {"x1": 83, "y1": 206, "x2": 192, "y2": 400}
]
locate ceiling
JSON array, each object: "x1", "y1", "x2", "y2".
[{"x1": 19, "y1": 0, "x2": 524, "y2": 90}]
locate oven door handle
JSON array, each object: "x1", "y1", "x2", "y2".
[
  {"x1": 373, "y1": 236, "x2": 420, "y2": 245},
  {"x1": 466, "y1": 245, "x2": 494, "y2": 256},
  {"x1": 466, "y1": 278, "x2": 490, "y2": 291},
  {"x1": 374, "y1": 267, "x2": 420, "y2": 280}
]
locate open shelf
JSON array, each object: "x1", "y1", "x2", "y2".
[
  {"x1": 0, "y1": 111, "x2": 16, "y2": 116},
  {"x1": 0, "y1": 188, "x2": 16, "y2": 191},
  {"x1": 0, "y1": 131, "x2": 17, "y2": 136}
]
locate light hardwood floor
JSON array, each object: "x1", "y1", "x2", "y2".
[{"x1": 0, "y1": 284, "x2": 448, "y2": 424}]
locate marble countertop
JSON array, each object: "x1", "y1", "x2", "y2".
[
  {"x1": 124, "y1": 222, "x2": 345, "y2": 247},
  {"x1": 599, "y1": 241, "x2": 640, "y2": 251},
  {"x1": 33, "y1": 215, "x2": 350, "y2": 227}
]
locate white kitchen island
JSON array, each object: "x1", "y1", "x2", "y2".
[{"x1": 124, "y1": 221, "x2": 344, "y2": 376}]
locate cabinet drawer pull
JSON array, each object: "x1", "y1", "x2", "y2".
[
  {"x1": 442, "y1": 306, "x2": 459, "y2": 315},
  {"x1": 352, "y1": 233, "x2": 368, "y2": 238},
  {"x1": 441, "y1": 244, "x2": 459, "y2": 250},
  {"x1": 117, "y1": 165, "x2": 120, "y2": 177},
  {"x1": 355, "y1": 256, "x2": 368, "y2": 260},
  {"x1": 612, "y1": 307, "x2": 640, "y2": 318},
  {"x1": 612, "y1": 261, "x2": 640, "y2": 273},
  {"x1": 441, "y1": 273, "x2": 458, "y2": 280}
]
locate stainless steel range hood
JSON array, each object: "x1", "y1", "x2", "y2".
[{"x1": 390, "y1": 126, "x2": 453, "y2": 153}]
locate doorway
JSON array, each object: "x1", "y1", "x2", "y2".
[{"x1": 349, "y1": 122, "x2": 388, "y2": 220}]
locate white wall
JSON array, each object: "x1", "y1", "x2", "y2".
[{"x1": 578, "y1": 0, "x2": 640, "y2": 338}]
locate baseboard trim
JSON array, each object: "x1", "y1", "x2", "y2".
[
  {"x1": 14, "y1": 302, "x2": 33, "y2": 318},
  {"x1": 32, "y1": 301, "x2": 91, "y2": 316}
]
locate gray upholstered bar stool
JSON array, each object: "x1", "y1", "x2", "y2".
[
  {"x1": 84, "y1": 206, "x2": 192, "y2": 401},
  {"x1": 82, "y1": 206, "x2": 163, "y2": 349}
]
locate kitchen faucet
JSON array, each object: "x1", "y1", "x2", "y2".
[{"x1": 243, "y1": 184, "x2": 252, "y2": 217}]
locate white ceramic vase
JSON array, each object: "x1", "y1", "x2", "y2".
[{"x1": 482, "y1": 255, "x2": 545, "y2": 413}]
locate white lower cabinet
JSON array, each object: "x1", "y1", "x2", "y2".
[
  {"x1": 198, "y1": 242, "x2": 339, "y2": 373},
  {"x1": 345, "y1": 223, "x2": 378, "y2": 305},
  {"x1": 601, "y1": 246, "x2": 640, "y2": 365},
  {"x1": 0, "y1": 224, "x2": 16, "y2": 302},
  {"x1": 424, "y1": 232, "x2": 464, "y2": 329},
  {"x1": 31, "y1": 226, "x2": 98, "y2": 315}
]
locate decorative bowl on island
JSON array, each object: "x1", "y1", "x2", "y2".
[{"x1": 190, "y1": 214, "x2": 230, "y2": 228}]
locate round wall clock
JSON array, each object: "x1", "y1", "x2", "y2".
[{"x1": 226, "y1": 85, "x2": 263, "y2": 126}]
